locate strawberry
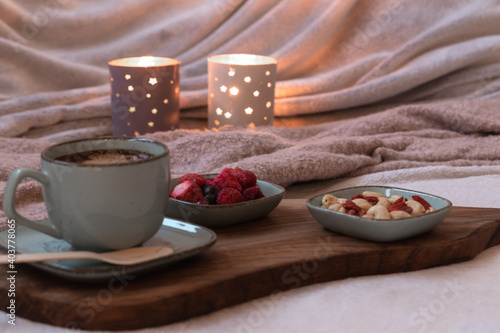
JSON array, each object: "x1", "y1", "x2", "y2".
[
  {"x1": 232, "y1": 168, "x2": 257, "y2": 189},
  {"x1": 216, "y1": 187, "x2": 245, "y2": 204},
  {"x1": 212, "y1": 168, "x2": 242, "y2": 192},
  {"x1": 170, "y1": 181, "x2": 204, "y2": 203},
  {"x1": 242, "y1": 186, "x2": 265, "y2": 201},
  {"x1": 179, "y1": 173, "x2": 206, "y2": 187}
]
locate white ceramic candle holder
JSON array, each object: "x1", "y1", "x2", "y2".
[
  {"x1": 109, "y1": 56, "x2": 180, "y2": 136},
  {"x1": 207, "y1": 54, "x2": 277, "y2": 129}
]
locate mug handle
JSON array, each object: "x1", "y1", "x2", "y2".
[{"x1": 3, "y1": 168, "x2": 62, "y2": 239}]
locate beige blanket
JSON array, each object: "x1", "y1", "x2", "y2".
[
  {"x1": 1, "y1": 0, "x2": 500, "y2": 139},
  {"x1": 1, "y1": 0, "x2": 500, "y2": 227},
  {"x1": 2, "y1": 97, "x2": 500, "y2": 230},
  {"x1": 2, "y1": 1, "x2": 500, "y2": 332}
]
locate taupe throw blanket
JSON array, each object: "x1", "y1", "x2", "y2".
[
  {"x1": 1, "y1": 0, "x2": 500, "y2": 139},
  {"x1": 1, "y1": 1, "x2": 500, "y2": 228},
  {"x1": 2, "y1": 97, "x2": 500, "y2": 230}
]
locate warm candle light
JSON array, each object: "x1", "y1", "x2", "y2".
[
  {"x1": 108, "y1": 56, "x2": 180, "y2": 136},
  {"x1": 207, "y1": 54, "x2": 277, "y2": 129}
]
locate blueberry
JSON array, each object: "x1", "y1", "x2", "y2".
[
  {"x1": 203, "y1": 185, "x2": 217, "y2": 195},
  {"x1": 203, "y1": 186, "x2": 218, "y2": 205}
]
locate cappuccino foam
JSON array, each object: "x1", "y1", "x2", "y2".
[{"x1": 55, "y1": 149, "x2": 153, "y2": 165}]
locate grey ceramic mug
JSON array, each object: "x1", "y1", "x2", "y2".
[{"x1": 3, "y1": 137, "x2": 170, "y2": 252}]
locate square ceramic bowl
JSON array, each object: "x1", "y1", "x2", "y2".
[
  {"x1": 306, "y1": 186, "x2": 452, "y2": 242},
  {"x1": 165, "y1": 174, "x2": 285, "y2": 227}
]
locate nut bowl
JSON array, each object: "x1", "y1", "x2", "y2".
[
  {"x1": 306, "y1": 186, "x2": 452, "y2": 242},
  {"x1": 165, "y1": 174, "x2": 285, "y2": 227}
]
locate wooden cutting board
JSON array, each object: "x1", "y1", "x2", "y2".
[{"x1": 1, "y1": 200, "x2": 500, "y2": 330}]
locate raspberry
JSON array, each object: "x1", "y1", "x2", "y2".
[
  {"x1": 242, "y1": 186, "x2": 264, "y2": 201},
  {"x1": 232, "y1": 168, "x2": 257, "y2": 189},
  {"x1": 205, "y1": 178, "x2": 214, "y2": 187},
  {"x1": 212, "y1": 168, "x2": 242, "y2": 192},
  {"x1": 170, "y1": 181, "x2": 204, "y2": 203},
  {"x1": 179, "y1": 173, "x2": 206, "y2": 187},
  {"x1": 216, "y1": 187, "x2": 245, "y2": 205}
]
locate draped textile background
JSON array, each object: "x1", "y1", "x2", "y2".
[
  {"x1": 1, "y1": 0, "x2": 500, "y2": 235},
  {"x1": 2, "y1": 1, "x2": 500, "y2": 332},
  {"x1": 0, "y1": 0, "x2": 499, "y2": 139}
]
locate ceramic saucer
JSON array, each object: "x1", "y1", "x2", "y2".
[{"x1": 0, "y1": 217, "x2": 216, "y2": 282}]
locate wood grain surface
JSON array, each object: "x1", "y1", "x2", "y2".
[{"x1": 1, "y1": 200, "x2": 500, "y2": 331}]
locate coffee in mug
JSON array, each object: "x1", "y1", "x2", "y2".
[
  {"x1": 55, "y1": 149, "x2": 153, "y2": 165},
  {"x1": 3, "y1": 137, "x2": 170, "y2": 252}
]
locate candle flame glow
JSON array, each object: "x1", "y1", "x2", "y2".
[{"x1": 137, "y1": 56, "x2": 157, "y2": 67}]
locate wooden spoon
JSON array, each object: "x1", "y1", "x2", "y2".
[{"x1": 0, "y1": 246, "x2": 174, "y2": 266}]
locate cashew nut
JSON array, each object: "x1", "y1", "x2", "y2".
[
  {"x1": 365, "y1": 205, "x2": 391, "y2": 219},
  {"x1": 362, "y1": 191, "x2": 386, "y2": 198},
  {"x1": 337, "y1": 198, "x2": 348, "y2": 205},
  {"x1": 322, "y1": 191, "x2": 435, "y2": 219},
  {"x1": 376, "y1": 196, "x2": 391, "y2": 209},
  {"x1": 389, "y1": 210, "x2": 412, "y2": 219},
  {"x1": 328, "y1": 203, "x2": 347, "y2": 214},
  {"x1": 352, "y1": 198, "x2": 372, "y2": 213},
  {"x1": 389, "y1": 195, "x2": 402, "y2": 204},
  {"x1": 322, "y1": 194, "x2": 338, "y2": 208},
  {"x1": 405, "y1": 200, "x2": 425, "y2": 215}
]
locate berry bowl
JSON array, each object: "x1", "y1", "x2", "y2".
[
  {"x1": 165, "y1": 173, "x2": 285, "y2": 227},
  {"x1": 306, "y1": 186, "x2": 452, "y2": 242}
]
